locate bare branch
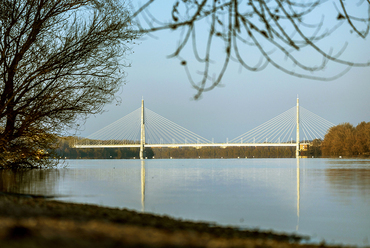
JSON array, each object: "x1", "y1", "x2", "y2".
[{"x1": 132, "y1": 0, "x2": 370, "y2": 99}]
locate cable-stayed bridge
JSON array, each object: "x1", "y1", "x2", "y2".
[{"x1": 74, "y1": 98, "x2": 334, "y2": 158}]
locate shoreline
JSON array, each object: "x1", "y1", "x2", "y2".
[{"x1": 0, "y1": 193, "x2": 354, "y2": 248}]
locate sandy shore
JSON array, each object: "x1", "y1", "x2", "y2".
[{"x1": 0, "y1": 193, "x2": 350, "y2": 248}]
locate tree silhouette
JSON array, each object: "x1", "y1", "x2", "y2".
[
  {"x1": 0, "y1": 0, "x2": 135, "y2": 168},
  {"x1": 132, "y1": 0, "x2": 370, "y2": 99}
]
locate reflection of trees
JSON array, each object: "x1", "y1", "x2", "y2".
[
  {"x1": 326, "y1": 168, "x2": 370, "y2": 200},
  {"x1": 0, "y1": 169, "x2": 62, "y2": 196}
]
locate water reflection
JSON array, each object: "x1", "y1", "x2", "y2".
[
  {"x1": 326, "y1": 160, "x2": 370, "y2": 165},
  {"x1": 296, "y1": 158, "x2": 300, "y2": 231},
  {"x1": 0, "y1": 169, "x2": 61, "y2": 196},
  {"x1": 326, "y1": 167, "x2": 370, "y2": 200},
  {"x1": 1, "y1": 160, "x2": 370, "y2": 207},
  {"x1": 141, "y1": 160, "x2": 145, "y2": 212},
  {"x1": 0, "y1": 159, "x2": 369, "y2": 246}
]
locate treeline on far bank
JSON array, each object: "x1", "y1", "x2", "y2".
[
  {"x1": 153, "y1": 142, "x2": 321, "y2": 158},
  {"x1": 322, "y1": 121, "x2": 370, "y2": 157},
  {"x1": 56, "y1": 137, "x2": 153, "y2": 159},
  {"x1": 152, "y1": 146, "x2": 298, "y2": 159},
  {"x1": 55, "y1": 136, "x2": 322, "y2": 159},
  {"x1": 55, "y1": 122, "x2": 370, "y2": 159}
]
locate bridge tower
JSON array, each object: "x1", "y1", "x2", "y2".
[
  {"x1": 296, "y1": 97, "x2": 300, "y2": 158},
  {"x1": 140, "y1": 99, "x2": 146, "y2": 159}
]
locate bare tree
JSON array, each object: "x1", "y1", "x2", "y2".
[
  {"x1": 132, "y1": 0, "x2": 370, "y2": 99},
  {"x1": 0, "y1": 0, "x2": 135, "y2": 168}
]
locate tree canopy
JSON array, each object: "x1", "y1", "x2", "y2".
[
  {"x1": 0, "y1": 0, "x2": 135, "y2": 168},
  {"x1": 322, "y1": 122, "x2": 370, "y2": 156},
  {"x1": 132, "y1": 0, "x2": 370, "y2": 99}
]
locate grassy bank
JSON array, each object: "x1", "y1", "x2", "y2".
[{"x1": 0, "y1": 193, "x2": 348, "y2": 248}]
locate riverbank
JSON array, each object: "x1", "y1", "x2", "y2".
[{"x1": 0, "y1": 193, "x2": 354, "y2": 248}]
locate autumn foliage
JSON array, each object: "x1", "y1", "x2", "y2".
[{"x1": 322, "y1": 122, "x2": 370, "y2": 156}]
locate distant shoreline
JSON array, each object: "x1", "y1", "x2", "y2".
[{"x1": 58, "y1": 155, "x2": 370, "y2": 159}]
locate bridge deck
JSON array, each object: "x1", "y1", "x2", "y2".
[{"x1": 74, "y1": 143, "x2": 300, "y2": 149}]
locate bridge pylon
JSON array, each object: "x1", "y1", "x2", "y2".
[
  {"x1": 296, "y1": 97, "x2": 300, "y2": 158},
  {"x1": 140, "y1": 99, "x2": 146, "y2": 159}
]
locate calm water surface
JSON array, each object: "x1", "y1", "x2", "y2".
[{"x1": 1, "y1": 158, "x2": 369, "y2": 246}]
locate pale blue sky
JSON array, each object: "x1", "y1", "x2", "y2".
[{"x1": 79, "y1": 1, "x2": 370, "y2": 142}]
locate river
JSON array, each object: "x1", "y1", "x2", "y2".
[{"x1": 1, "y1": 158, "x2": 369, "y2": 246}]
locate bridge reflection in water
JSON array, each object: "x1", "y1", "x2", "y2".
[
  {"x1": 297, "y1": 158, "x2": 300, "y2": 231},
  {"x1": 141, "y1": 160, "x2": 145, "y2": 212},
  {"x1": 139, "y1": 158, "x2": 302, "y2": 230},
  {"x1": 1, "y1": 159, "x2": 370, "y2": 246}
]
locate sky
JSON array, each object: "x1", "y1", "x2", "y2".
[{"x1": 78, "y1": 1, "x2": 370, "y2": 143}]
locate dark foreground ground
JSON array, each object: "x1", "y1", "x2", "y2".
[{"x1": 0, "y1": 193, "x2": 352, "y2": 248}]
